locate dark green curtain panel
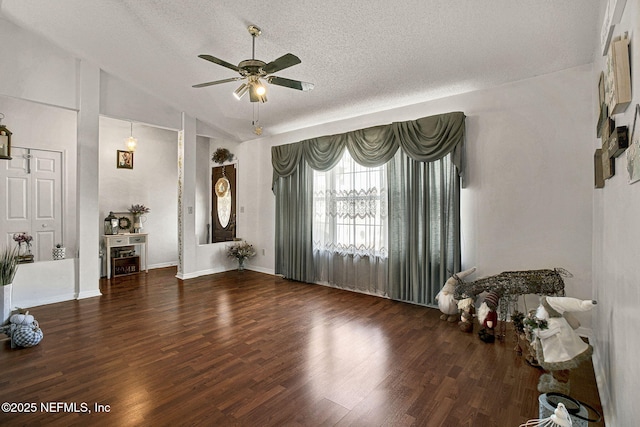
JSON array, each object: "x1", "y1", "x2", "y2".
[
  {"x1": 272, "y1": 144, "x2": 314, "y2": 282},
  {"x1": 272, "y1": 111, "x2": 465, "y2": 306},
  {"x1": 387, "y1": 152, "x2": 460, "y2": 304}
]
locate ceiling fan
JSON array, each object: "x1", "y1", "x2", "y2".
[{"x1": 193, "y1": 25, "x2": 314, "y2": 103}]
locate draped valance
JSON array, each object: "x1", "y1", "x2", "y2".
[{"x1": 272, "y1": 111, "x2": 466, "y2": 187}]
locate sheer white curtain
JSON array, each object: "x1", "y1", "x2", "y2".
[{"x1": 312, "y1": 150, "x2": 388, "y2": 295}]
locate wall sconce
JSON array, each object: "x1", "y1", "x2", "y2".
[
  {"x1": 125, "y1": 121, "x2": 137, "y2": 152},
  {"x1": 0, "y1": 113, "x2": 12, "y2": 160}
]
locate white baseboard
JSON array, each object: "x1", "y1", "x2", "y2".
[
  {"x1": 175, "y1": 265, "x2": 275, "y2": 280},
  {"x1": 176, "y1": 265, "x2": 230, "y2": 280},
  {"x1": 246, "y1": 266, "x2": 275, "y2": 275},
  {"x1": 590, "y1": 341, "x2": 613, "y2": 426},
  {"x1": 148, "y1": 262, "x2": 178, "y2": 270},
  {"x1": 76, "y1": 290, "x2": 102, "y2": 300}
]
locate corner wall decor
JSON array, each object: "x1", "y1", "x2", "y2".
[
  {"x1": 594, "y1": 149, "x2": 605, "y2": 189},
  {"x1": 607, "y1": 125, "x2": 628, "y2": 158},
  {"x1": 116, "y1": 150, "x2": 134, "y2": 169},
  {"x1": 596, "y1": 72, "x2": 607, "y2": 138},
  {"x1": 626, "y1": 104, "x2": 640, "y2": 184},
  {"x1": 601, "y1": 139, "x2": 615, "y2": 180},
  {"x1": 0, "y1": 113, "x2": 12, "y2": 160},
  {"x1": 605, "y1": 34, "x2": 632, "y2": 115},
  {"x1": 212, "y1": 147, "x2": 234, "y2": 164}
]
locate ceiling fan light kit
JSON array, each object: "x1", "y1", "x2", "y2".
[
  {"x1": 233, "y1": 83, "x2": 249, "y2": 100},
  {"x1": 193, "y1": 24, "x2": 314, "y2": 104}
]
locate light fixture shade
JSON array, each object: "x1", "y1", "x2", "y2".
[
  {"x1": 126, "y1": 121, "x2": 137, "y2": 151},
  {"x1": 126, "y1": 136, "x2": 138, "y2": 152},
  {"x1": 233, "y1": 83, "x2": 249, "y2": 100},
  {"x1": 249, "y1": 81, "x2": 267, "y2": 103}
]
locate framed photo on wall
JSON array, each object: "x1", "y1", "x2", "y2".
[{"x1": 117, "y1": 150, "x2": 134, "y2": 169}]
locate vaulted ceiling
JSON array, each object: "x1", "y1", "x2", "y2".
[{"x1": 1, "y1": 1, "x2": 602, "y2": 141}]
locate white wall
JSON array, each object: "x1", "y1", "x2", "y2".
[
  {"x1": 13, "y1": 259, "x2": 76, "y2": 307},
  {"x1": 99, "y1": 116, "x2": 179, "y2": 269},
  {"x1": 100, "y1": 71, "x2": 182, "y2": 131},
  {"x1": 591, "y1": 1, "x2": 640, "y2": 425},
  {"x1": 0, "y1": 17, "x2": 78, "y2": 110}
]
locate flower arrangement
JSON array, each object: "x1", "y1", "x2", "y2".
[
  {"x1": 212, "y1": 147, "x2": 234, "y2": 164},
  {"x1": 12, "y1": 232, "x2": 34, "y2": 263},
  {"x1": 13, "y1": 232, "x2": 32, "y2": 247},
  {"x1": 128, "y1": 204, "x2": 150, "y2": 214},
  {"x1": 226, "y1": 241, "x2": 256, "y2": 260}
]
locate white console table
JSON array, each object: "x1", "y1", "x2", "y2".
[{"x1": 104, "y1": 233, "x2": 148, "y2": 279}]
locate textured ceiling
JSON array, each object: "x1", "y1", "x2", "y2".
[{"x1": 1, "y1": 0, "x2": 602, "y2": 141}]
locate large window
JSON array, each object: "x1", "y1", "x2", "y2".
[
  {"x1": 273, "y1": 111, "x2": 463, "y2": 304},
  {"x1": 312, "y1": 150, "x2": 388, "y2": 258}
]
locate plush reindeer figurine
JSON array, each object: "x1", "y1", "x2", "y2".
[{"x1": 436, "y1": 267, "x2": 476, "y2": 322}]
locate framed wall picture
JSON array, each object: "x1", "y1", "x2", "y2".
[
  {"x1": 605, "y1": 35, "x2": 631, "y2": 115},
  {"x1": 117, "y1": 150, "x2": 134, "y2": 169}
]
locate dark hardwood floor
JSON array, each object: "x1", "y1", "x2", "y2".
[{"x1": 0, "y1": 268, "x2": 603, "y2": 426}]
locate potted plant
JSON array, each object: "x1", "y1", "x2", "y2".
[
  {"x1": 128, "y1": 204, "x2": 150, "y2": 233},
  {"x1": 0, "y1": 245, "x2": 19, "y2": 324},
  {"x1": 212, "y1": 147, "x2": 234, "y2": 164},
  {"x1": 226, "y1": 241, "x2": 256, "y2": 271}
]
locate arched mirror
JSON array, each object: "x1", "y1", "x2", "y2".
[
  {"x1": 211, "y1": 163, "x2": 236, "y2": 242},
  {"x1": 215, "y1": 175, "x2": 232, "y2": 228}
]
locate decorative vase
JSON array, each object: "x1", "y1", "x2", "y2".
[
  {"x1": 237, "y1": 257, "x2": 245, "y2": 271},
  {"x1": 1, "y1": 283, "x2": 12, "y2": 325},
  {"x1": 17, "y1": 243, "x2": 34, "y2": 264},
  {"x1": 52, "y1": 247, "x2": 66, "y2": 260},
  {"x1": 133, "y1": 213, "x2": 145, "y2": 233}
]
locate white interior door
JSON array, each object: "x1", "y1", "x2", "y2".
[{"x1": 0, "y1": 147, "x2": 63, "y2": 260}]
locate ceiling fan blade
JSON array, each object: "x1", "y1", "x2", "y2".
[
  {"x1": 198, "y1": 54, "x2": 240, "y2": 72},
  {"x1": 192, "y1": 77, "x2": 242, "y2": 88},
  {"x1": 267, "y1": 76, "x2": 314, "y2": 91},
  {"x1": 262, "y1": 53, "x2": 301, "y2": 74}
]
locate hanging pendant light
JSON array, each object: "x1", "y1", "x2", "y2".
[{"x1": 125, "y1": 121, "x2": 137, "y2": 152}]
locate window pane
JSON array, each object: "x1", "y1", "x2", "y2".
[{"x1": 313, "y1": 150, "x2": 387, "y2": 257}]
